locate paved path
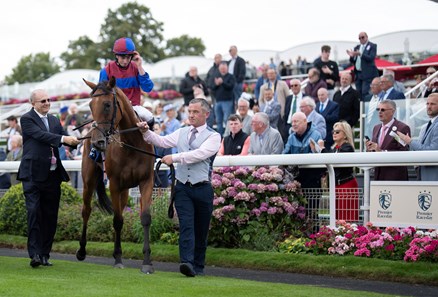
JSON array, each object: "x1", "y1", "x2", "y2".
[{"x1": 1, "y1": 248, "x2": 437, "y2": 297}]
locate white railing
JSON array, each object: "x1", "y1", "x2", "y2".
[{"x1": 2, "y1": 151, "x2": 438, "y2": 227}]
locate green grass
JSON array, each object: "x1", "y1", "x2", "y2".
[
  {"x1": 1, "y1": 234, "x2": 438, "y2": 286},
  {"x1": 0, "y1": 256, "x2": 394, "y2": 297}
]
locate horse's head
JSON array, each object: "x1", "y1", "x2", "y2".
[{"x1": 84, "y1": 77, "x2": 122, "y2": 152}]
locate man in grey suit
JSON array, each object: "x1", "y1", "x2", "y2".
[
  {"x1": 248, "y1": 112, "x2": 284, "y2": 155},
  {"x1": 299, "y1": 96, "x2": 326, "y2": 140},
  {"x1": 397, "y1": 93, "x2": 438, "y2": 181}
]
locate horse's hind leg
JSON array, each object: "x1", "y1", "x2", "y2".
[{"x1": 139, "y1": 179, "x2": 155, "y2": 274}]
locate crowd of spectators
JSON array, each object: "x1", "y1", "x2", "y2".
[{"x1": 1, "y1": 36, "x2": 438, "y2": 206}]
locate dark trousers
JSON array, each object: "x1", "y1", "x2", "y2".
[
  {"x1": 355, "y1": 72, "x2": 373, "y2": 99},
  {"x1": 22, "y1": 171, "x2": 61, "y2": 259},
  {"x1": 174, "y1": 182, "x2": 213, "y2": 272}
]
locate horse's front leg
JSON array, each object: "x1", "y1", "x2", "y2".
[
  {"x1": 111, "y1": 187, "x2": 127, "y2": 268},
  {"x1": 139, "y1": 179, "x2": 155, "y2": 274},
  {"x1": 76, "y1": 176, "x2": 94, "y2": 261}
]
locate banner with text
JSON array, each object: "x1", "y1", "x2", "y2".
[{"x1": 370, "y1": 181, "x2": 438, "y2": 228}]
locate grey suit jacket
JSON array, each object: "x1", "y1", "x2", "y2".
[
  {"x1": 259, "y1": 80, "x2": 290, "y2": 117},
  {"x1": 249, "y1": 127, "x2": 284, "y2": 155},
  {"x1": 263, "y1": 100, "x2": 281, "y2": 129},
  {"x1": 410, "y1": 119, "x2": 438, "y2": 181},
  {"x1": 307, "y1": 110, "x2": 327, "y2": 139}
]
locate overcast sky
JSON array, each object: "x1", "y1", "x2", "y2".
[{"x1": 0, "y1": 0, "x2": 436, "y2": 80}]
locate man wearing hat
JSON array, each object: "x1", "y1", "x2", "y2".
[
  {"x1": 162, "y1": 104, "x2": 181, "y2": 155},
  {"x1": 1, "y1": 115, "x2": 22, "y2": 153},
  {"x1": 99, "y1": 37, "x2": 155, "y2": 128},
  {"x1": 59, "y1": 106, "x2": 69, "y2": 127}
]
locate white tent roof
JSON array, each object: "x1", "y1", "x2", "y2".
[
  {"x1": 34, "y1": 69, "x2": 99, "y2": 97},
  {"x1": 146, "y1": 56, "x2": 213, "y2": 80}
]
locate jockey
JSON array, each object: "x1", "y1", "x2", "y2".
[{"x1": 99, "y1": 37, "x2": 155, "y2": 128}]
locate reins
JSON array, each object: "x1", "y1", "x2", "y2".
[{"x1": 84, "y1": 84, "x2": 177, "y2": 218}]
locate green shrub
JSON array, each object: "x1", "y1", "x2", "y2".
[
  {"x1": 0, "y1": 182, "x2": 82, "y2": 237},
  {"x1": 0, "y1": 183, "x2": 27, "y2": 236},
  {"x1": 0, "y1": 182, "x2": 178, "y2": 244}
]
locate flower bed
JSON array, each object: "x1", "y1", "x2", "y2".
[
  {"x1": 279, "y1": 220, "x2": 438, "y2": 262},
  {"x1": 209, "y1": 166, "x2": 307, "y2": 250}
]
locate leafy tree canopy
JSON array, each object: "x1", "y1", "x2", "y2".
[
  {"x1": 60, "y1": 36, "x2": 101, "y2": 70},
  {"x1": 5, "y1": 52, "x2": 60, "y2": 84},
  {"x1": 98, "y1": 2, "x2": 166, "y2": 63},
  {"x1": 165, "y1": 34, "x2": 206, "y2": 57}
]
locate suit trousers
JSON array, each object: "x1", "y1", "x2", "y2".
[
  {"x1": 174, "y1": 182, "x2": 213, "y2": 273},
  {"x1": 23, "y1": 170, "x2": 62, "y2": 259},
  {"x1": 355, "y1": 72, "x2": 373, "y2": 99}
]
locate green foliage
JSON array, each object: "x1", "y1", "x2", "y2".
[
  {"x1": 159, "y1": 232, "x2": 179, "y2": 245},
  {"x1": 165, "y1": 34, "x2": 206, "y2": 57},
  {"x1": 0, "y1": 182, "x2": 80, "y2": 236},
  {"x1": 0, "y1": 184, "x2": 27, "y2": 236},
  {"x1": 60, "y1": 36, "x2": 101, "y2": 70},
  {"x1": 239, "y1": 221, "x2": 280, "y2": 251},
  {"x1": 98, "y1": 2, "x2": 165, "y2": 63},
  {"x1": 5, "y1": 52, "x2": 60, "y2": 84},
  {"x1": 278, "y1": 236, "x2": 309, "y2": 254}
]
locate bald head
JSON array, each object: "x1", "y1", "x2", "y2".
[
  {"x1": 317, "y1": 88, "x2": 328, "y2": 103},
  {"x1": 291, "y1": 112, "x2": 308, "y2": 135}
]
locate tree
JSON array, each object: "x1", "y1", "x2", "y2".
[
  {"x1": 98, "y1": 2, "x2": 166, "y2": 63},
  {"x1": 60, "y1": 36, "x2": 101, "y2": 70},
  {"x1": 4, "y1": 53, "x2": 60, "y2": 84},
  {"x1": 165, "y1": 35, "x2": 206, "y2": 57}
]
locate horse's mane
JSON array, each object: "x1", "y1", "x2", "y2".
[{"x1": 90, "y1": 81, "x2": 112, "y2": 96}]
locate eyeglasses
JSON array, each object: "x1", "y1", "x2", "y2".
[
  {"x1": 376, "y1": 108, "x2": 393, "y2": 112},
  {"x1": 332, "y1": 130, "x2": 342, "y2": 135},
  {"x1": 35, "y1": 98, "x2": 51, "y2": 104},
  {"x1": 237, "y1": 106, "x2": 248, "y2": 109}
]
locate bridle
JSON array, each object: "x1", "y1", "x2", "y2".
[
  {"x1": 85, "y1": 84, "x2": 177, "y2": 218},
  {"x1": 90, "y1": 88, "x2": 123, "y2": 141}
]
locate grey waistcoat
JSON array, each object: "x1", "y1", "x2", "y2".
[{"x1": 176, "y1": 126, "x2": 216, "y2": 184}]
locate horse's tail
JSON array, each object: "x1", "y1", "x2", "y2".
[{"x1": 95, "y1": 166, "x2": 113, "y2": 215}]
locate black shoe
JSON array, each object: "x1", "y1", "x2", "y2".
[
  {"x1": 40, "y1": 256, "x2": 53, "y2": 267},
  {"x1": 30, "y1": 255, "x2": 41, "y2": 268},
  {"x1": 179, "y1": 263, "x2": 196, "y2": 277}
]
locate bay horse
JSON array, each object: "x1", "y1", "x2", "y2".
[{"x1": 76, "y1": 77, "x2": 156, "y2": 274}]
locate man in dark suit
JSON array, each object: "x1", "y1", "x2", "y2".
[
  {"x1": 316, "y1": 88, "x2": 339, "y2": 149},
  {"x1": 228, "y1": 45, "x2": 246, "y2": 103},
  {"x1": 18, "y1": 89, "x2": 80, "y2": 268},
  {"x1": 282, "y1": 79, "x2": 304, "y2": 142},
  {"x1": 365, "y1": 99, "x2": 410, "y2": 181},
  {"x1": 380, "y1": 74, "x2": 405, "y2": 100},
  {"x1": 333, "y1": 72, "x2": 360, "y2": 128},
  {"x1": 347, "y1": 32, "x2": 379, "y2": 99},
  {"x1": 379, "y1": 74, "x2": 406, "y2": 120}
]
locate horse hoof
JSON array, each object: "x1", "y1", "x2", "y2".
[
  {"x1": 114, "y1": 263, "x2": 124, "y2": 269},
  {"x1": 76, "y1": 250, "x2": 86, "y2": 261},
  {"x1": 141, "y1": 265, "x2": 155, "y2": 274}
]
